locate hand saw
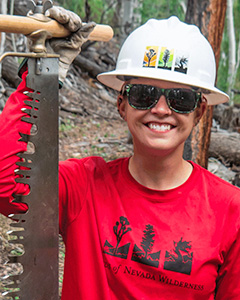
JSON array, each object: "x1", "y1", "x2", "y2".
[{"x1": 0, "y1": 1, "x2": 113, "y2": 299}]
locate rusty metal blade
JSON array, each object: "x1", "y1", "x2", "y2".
[{"x1": 3, "y1": 57, "x2": 59, "y2": 300}]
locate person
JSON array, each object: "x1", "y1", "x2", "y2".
[{"x1": 0, "y1": 6, "x2": 240, "y2": 300}]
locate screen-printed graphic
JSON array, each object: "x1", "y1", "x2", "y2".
[
  {"x1": 158, "y1": 47, "x2": 174, "y2": 70},
  {"x1": 143, "y1": 46, "x2": 159, "y2": 68},
  {"x1": 103, "y1": 216, "x2": 131, "y2": 259},
  {"x1": 131, "y1": 224, "x2": 160, "y2": 268},
  {"x1": 174, "y1": 50, "x2": 189, "y2": 74},
  {"x1": 164, "y1": 237, "x2": 193, "y2": 275}
]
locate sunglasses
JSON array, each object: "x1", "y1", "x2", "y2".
[{"x1": 123, "y1": 84, "x2": 202, "y2": 114}]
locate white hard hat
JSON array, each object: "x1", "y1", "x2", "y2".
[{"x1": 97, "y1": 16, "x2": 229, "y2": 105}]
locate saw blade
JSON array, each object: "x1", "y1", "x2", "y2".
[{"x1": 3, "y1": 57, "x2": 59, "y2": 300}]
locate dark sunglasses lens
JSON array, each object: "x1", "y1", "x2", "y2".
[
  {"x1": 167, "y1": 89, "x2": 197, "y2": 112},
  {"x1": 128, "y1": 85, "x2": 159, "y2": 109}
]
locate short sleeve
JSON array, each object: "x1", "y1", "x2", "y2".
[
  {"x1": 215, "y1": 195, "x2": 240, "y2": 299},
  {"x1": 59, "y1": 158, "x2": 88, "y2": 237}
]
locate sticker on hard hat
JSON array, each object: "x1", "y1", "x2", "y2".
[
  {"x1": 174, "y1": 50, "x2": 189, "y2": 74},
  {"x1": 158, "y1": 47, "x2": 174, "y2": 70},
  {"x1": 143, "y1": 46, "x2": 159, "y2": 67},
  {"x1": 143, "y1": 46, "x2": 189, "y2": 74}
]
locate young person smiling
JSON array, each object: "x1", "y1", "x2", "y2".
[
  {"x1": 0, "y1": 9, "x2": 240, "y2": 300},
  {"x1": 116, "y1": 78, "x2": 206, "y2": 190}
]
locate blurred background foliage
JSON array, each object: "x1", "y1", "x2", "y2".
[{"x1": 57, "y1": 0, "x2": 240, "y2": 104}]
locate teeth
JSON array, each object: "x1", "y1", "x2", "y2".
[{"x1": 148, "y1": 123, "x2": 171, "y2": 131}]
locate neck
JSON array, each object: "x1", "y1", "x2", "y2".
[{"x1": 129, "y1": 147, "x2": 193, "y2": 190}]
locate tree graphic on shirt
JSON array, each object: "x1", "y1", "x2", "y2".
[
  {"x1": 113, "y1": 216, "x2": 132, "y2": 255},
  {"x1": 131, "y1": 224, "x2": 160, "y2": 268},
  {"x1": 164, "y1": 237, "x2": 193, "y2": 275},
  {"x1": 103, "y1": 216, "x2": 132, "y2": 259},
  {"x1": 141, "y1": 224, "x2": 155, "y2": 258}
]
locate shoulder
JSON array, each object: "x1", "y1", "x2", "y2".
[
  {"x1": 192, "y1": 161, "x2": 240, "y2": 192},
  {"x1": 59, "y1": 156, "x2": 128, "y2": 176},
  {"x1": 191, "y1": 161, "x2": 240, "y2": 211}
]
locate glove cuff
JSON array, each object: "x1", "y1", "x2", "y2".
[{"x1": 18, "y1": 58, "x2": 28, "y2": 79}]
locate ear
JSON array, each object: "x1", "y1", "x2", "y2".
[
  {"x1": 117, "y1": 94, "x2": 127, "y2": 121},
  {"x1": 193, "y1": 99, "x2": 207, "y2": 126}
]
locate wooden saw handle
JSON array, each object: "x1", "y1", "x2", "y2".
[{"x1": 0, "y1": 14, "x2": 113, "y2": 42}]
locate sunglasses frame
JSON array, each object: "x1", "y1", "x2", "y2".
[{"x1": 123, "y1": 84, "x2": 202, "y2": 114}]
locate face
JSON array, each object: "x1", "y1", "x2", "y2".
[{"x1": 118, "y1": 78, "x2": 206, "y2": 157}]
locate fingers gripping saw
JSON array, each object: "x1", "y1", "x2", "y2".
[{"x1": 0, "y1": 0, "x2": 113, "y2": 61}]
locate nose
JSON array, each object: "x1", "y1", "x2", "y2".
[{"x1": 150, "y1": 95, "x2": 172, "y2": 115}]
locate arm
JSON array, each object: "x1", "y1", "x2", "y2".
[
  {"x1": 215, "y1": 197, "x2": 240, "y2": 299},
  {"x1": 0, "y1": 6, "x2": 95, "y2": 218},
  {"x1": 0, "y1": 71, "x2": 31, "y2": 216}
]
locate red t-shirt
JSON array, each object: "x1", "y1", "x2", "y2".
[
  {"x1": 58, "y1": 156, "x2": 240, "y2": 300},
  {"x1": 1, "y1": 72, "x2": 240, "y2": 299}
]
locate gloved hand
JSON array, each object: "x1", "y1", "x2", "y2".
[{"x1": 46, "y1": 6, "x2": 96, "y2": 84}]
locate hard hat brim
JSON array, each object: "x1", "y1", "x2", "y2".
[{"x1": 97, "y1": 69, "x2": 229, "y2": 106}]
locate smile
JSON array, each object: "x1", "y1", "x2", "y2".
[{"x1": 147, "y1": 122, "x2": 174, "y2": 132}]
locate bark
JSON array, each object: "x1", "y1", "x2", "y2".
[
  {"x1": 184, "y1": 0, "x2": 227, "y2": 168},
  {"x1": 226, "y1": 0, "x2": 236, "y2": 103}
]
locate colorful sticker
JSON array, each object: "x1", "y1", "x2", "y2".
[
  {"x1": 174, "y1": 50, "x2": 189, "y2": 74},
  {"x1": 158, "y1": 47, "x2": 174, "y2": 70},
  {"x1": 143, "y1": 46, "x2": 159, "y2": 68}
]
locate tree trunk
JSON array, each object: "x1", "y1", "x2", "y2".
[
  {"x1": 114, "y1": 0, "x2": 142, "y2": 45},
  {"x1": 0, "y1": 0, "x2": 8, "y2": 78},
  {"x1": 184, "y1": 0, "x2": 227, "y2": 168},
  {"x1": 226, "y1": 0, "x2": 236, "y2": 104}
]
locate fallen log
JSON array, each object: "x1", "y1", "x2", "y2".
[
  {"x1": 213, "y1": 104, "x2": 240, "y2": 132},
  {"x1": 209, "y1": 130, "x2": 240, "y2": 165},
  {"x1": 73, "y1": 55, "x2": 107, "y2": 78}
]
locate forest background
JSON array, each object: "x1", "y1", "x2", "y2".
[
  {"x1": 0, "y1": 0, "x2": 240, "y2": 297},
  {"x1": 58, "y1": 0, "x2": 240, "y2": 105}
]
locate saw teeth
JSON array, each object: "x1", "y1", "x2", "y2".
[
  {"x1": 23, "y1": 90, "x2": 33, "y2": 97},
  {"x1": 21, "y1": 108, "x2": 32, "y2": 115},
  {"x1": 8, "y1": 231, "x2": 25, "y2": 245},
  {"x1": 16, "y1": 160, "x2": 32, "y2": 168},
  {"x1": 15, "y1": 177, "x2": 31, "y2": 184},
  {"x1": 2, "y1": 274, "x2": 22, "y2": 297},
  {"x1": 7, "y1": 256, "x2": 20, "y2": 264},
  {"x1": 24, "y1": 99, "x2": 40, "y2": 109},
  {"x1": 17, "y1": 152, "x2": 32, "y2": 160},
  {"x1": 21, "y1": 115, "x2": 38, "y2": 125},
  {"x1": 10, "y1": 221, "x2": 25, "y2": 228},
  {"x1": 23, "y1": 91, "x2": 41, "y2": 101},
  {"x1": 18, "y1": 132, "x2": 31, "y2": 143},
  {"x1": 15, "y1": 169, "x2": 31, "y2": 177},
  {"x1": 2, "y1": 290, "x2": 21, "y2": 298},
  {"x1": 8, "y1": 213, "x2": 26, "y2": 222},
  {"x1": 11, "y1": 197, "x2": 25, "y2": 205}
]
